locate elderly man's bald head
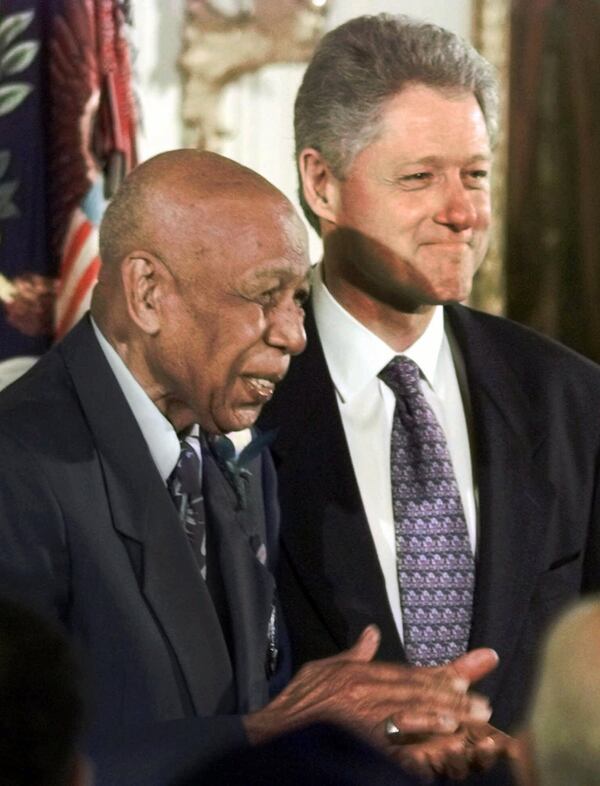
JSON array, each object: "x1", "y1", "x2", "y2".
[
  {"x1": 92, "y1": 149, "x2": 309, "y2": 434},
  {"x1": 98, "y1": 149, "x2": 295, "y2": 276}
]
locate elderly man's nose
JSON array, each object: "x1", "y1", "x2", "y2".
[{"x1": 266, "y1": 302, "x2": 307, "y2": 355}]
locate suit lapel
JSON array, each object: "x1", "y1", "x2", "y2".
[
  {"x1": 264, "y1": 304, "x2": 404, "y2": 660},
  {"x1": 60, "y1": 318, "x2": 234, "y2": 714},
  {"x1": 446, "y1": 306, "x2": 552, "y2": 703},
  {"x1": 201, "y1": 447, "x2": 275, "y2": 712}
]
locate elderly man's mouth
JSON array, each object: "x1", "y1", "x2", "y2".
[{"x1": 242, "y1": 375, "x2": 278, "y2": 401}]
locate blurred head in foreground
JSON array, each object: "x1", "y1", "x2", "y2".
[
  {"x1": 518, "y1": 597, "x2": 600, "y2": 786},
  {"x1": 0, "y1": 598, "x2": 89, "y2": 786}
]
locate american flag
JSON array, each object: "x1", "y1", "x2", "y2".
[
  {"x1": 54, "y1": 203, "x2": 103, "y2": 340},
  {"x1": 0, "y1": 0, "x2": 136, "y2": 359},
  {"x1": 49, "y1": 0, "x2": 137, "y2": 340}
]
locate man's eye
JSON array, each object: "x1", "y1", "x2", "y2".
[
  {"x1": 397, "y1": 172, "x2": 434, "y2": 190},
  {"x1": 294, "y1": 288, "x2": 309, "y2": 307},
  {"x1": 256, "y1": 288, "x2": 278, "y2": 306},
  {"x1": 402, "y1": 172, "x2": 432, "y2": 182},
  {"x1": 466, "y1": 169, "x2": 489, "y2": 181}
]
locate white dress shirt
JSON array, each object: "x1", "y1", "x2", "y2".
[
  {"x1": 312, "y1": 265, "x2": 478, "y2": 639},
  {"x1": 92, "y1": 318, "x2": 182, "y2": 481}
]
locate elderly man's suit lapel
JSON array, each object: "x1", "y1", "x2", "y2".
[{"x1": 60, "y1": 317, "x2": 237, "y2": 714}]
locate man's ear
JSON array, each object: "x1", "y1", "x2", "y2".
[
  {"x1": 298, "y1": 148, "x2": 341, "y2": 227},
  {"x1": 120, "y1": 253, "x2": 165, "y2": 336}
]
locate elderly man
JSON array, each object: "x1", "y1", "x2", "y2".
[
  {"x1": 0, "y1": 150, "x2": 497, "y2": 786},
  {"x1": 258, "y1": 13, "x2": 600, "y2": 778}
]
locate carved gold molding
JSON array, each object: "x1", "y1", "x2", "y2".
[
  {"x1": 179, "y1": 0, "x2": 328, "y2": 151},
  {"x1": 471, "y1": 0, "x2": 511, "y2": 315}
]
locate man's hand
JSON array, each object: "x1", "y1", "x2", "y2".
[
  {"x1": 243, "y1": 625, "x2": 497, "y2": 752},
  {"x1": 393, "y1": 723, "x2": 519, "y2": 782}
]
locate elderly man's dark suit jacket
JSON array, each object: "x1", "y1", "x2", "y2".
[
  {"x1": 259, "y1": 301, "x2": 600, "y2": 734},
  {"x1": 0, "y1": 316, "x2": 283, "y2": 786}
]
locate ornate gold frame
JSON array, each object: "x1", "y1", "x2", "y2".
[{"x1": 179, "y1": 1, "x2": 328, "y2": 150}]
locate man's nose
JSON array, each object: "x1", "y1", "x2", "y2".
[
  {"x1": 265, "y1": 300, "x2": 307, "y2": 356},
  {"x1": 433, "y1": 179, "x2": 479, "y2": 231}
]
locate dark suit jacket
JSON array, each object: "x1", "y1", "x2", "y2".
[
  {"x1": 0, "y1": 316, "x2": 282, "y2": 786},
  {"x1": 259, "y1": 301, "x2": 600, "y2": 734},
  {"x1": 174, "y1": 723, "x2": 421, "y2": 786}
]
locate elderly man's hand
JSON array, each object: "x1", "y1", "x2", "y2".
[{"x1": 243, "y1": 625, "x2": 498, "y2": 754}]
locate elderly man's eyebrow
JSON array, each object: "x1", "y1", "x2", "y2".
[{"x1": 247, "y1": 267, "x2": 309, "y2": 283}]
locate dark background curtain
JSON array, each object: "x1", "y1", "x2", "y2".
[{"x1": 506, "y1": 0, "x2": 600, "y2": 362}]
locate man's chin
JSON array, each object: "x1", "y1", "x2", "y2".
[
  {"x1": 428, "y1": 276, "x2": 475, "y2": 306},
  {"x1": 435, "y1": 291, "x2": 472, "y2": 306},
  {"x1": 213, "y1": 403, "x2": 264, "y2": 435}
]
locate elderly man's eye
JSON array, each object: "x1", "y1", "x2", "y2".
[
  {"x1": 256, "y1": 288, "x2": 278, "y2": 306},
  {"x1": 294, "y1": 287, "x2": 309, "y2": 307}
]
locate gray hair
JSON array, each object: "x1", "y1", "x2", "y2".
[
  {"x1": 295, "y1": 13, "x2": 499, "y2": 233},
  {"x1": 529, "y1": 597, "x2": 600, "y2": 786}
]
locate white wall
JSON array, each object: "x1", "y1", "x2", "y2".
[
  {"x1": 132, "y1": 0, "x2": 473, "y2": 259},
  {"x1": 131, "y1": 0, "x2": 186, "y2": 162},
  {"x1": 327, "y1": 0, "x2": 471, "y2": 32}
]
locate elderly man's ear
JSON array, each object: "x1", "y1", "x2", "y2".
[
  {"x1": 298, "y1": 148, "x2": 341, "y2": 226},
  {"x1": 120, "y1": 254, "x2": 165, "y2": 336}
]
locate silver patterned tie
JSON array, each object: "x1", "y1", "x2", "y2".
[
  {"x1": 167, "y1": 435, "x2": 207, "y2": 579},
  {"x1": 379, "y1": 356, "x2": 474, "y2": 666}
]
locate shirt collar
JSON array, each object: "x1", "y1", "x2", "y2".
[
  {"x1": 91, "y1": 318, "x2": 181, "y2": 482},
  {"x1": 311, "y1": 264, "x2": 445, "y2": 401}
]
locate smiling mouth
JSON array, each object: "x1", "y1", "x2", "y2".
[{"x1": 423, "y1": 240, "x2": 474, "y2": 248}]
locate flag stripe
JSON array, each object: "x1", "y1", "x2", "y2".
[
  {"x1": 59, "y1": 220, "x2": 95, "y2": 286},
  {"x1": 55, "y1": 208, "x2": 100, "y2": 331},
  {"x1": 55, "y1": 256, "x2": 101, "y2": 339}
]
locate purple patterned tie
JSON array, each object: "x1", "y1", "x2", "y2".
[
  {"x1": 167, "y1": 435, "x2": 207, "y2": 579},
  {"x1": 379, "y1": 356, "x2": 474, "y2": 666}
]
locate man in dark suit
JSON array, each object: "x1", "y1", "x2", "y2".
[
  {"x1": 258, "y1": 13, "x2": 600, "y2": 776},
  {"x1": 0, "y1": 150, "x2": 499, "y2": 785},
  {"x1": 174, "y1": 723, "x2": 423, "y2": 786}
]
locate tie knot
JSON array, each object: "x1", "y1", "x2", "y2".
[
  {"x1": 179, "y1": 436, "x2": 198, "y2": 458},
  {"x1": 170, "y1": 435, "x2": 202, "y2": 496},
  {"x1": 378, "y1": 356, "x2": 422, "y2": 397},
  {"x1": 207, "y1": 433, "x2": 236, "y2": 464}
]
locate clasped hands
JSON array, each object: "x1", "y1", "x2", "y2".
[{"x1": 244, "y1": 625, "x2": 518, "y2": 782}]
